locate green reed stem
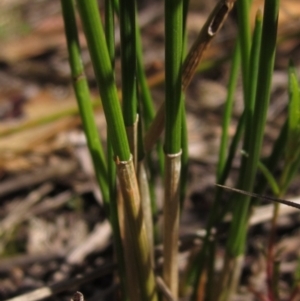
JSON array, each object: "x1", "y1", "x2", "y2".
[
  {"x1": 76, "y1": 0, "x2": 130, "y2": 161},
  {"x1": 163, "y1": 1, "x2": 183, "y2": 298},
  {"x1": 236, "y1": 0, "x2": 251, "y2": 98},
  {"x1": 217, "y1": 41, "x2": 240, "y2": 181},
  {"x1": 119, "y1": 0, "x2": 137, "y2": 127},
  {"x1": 227, "y1": 0, "x2": 279, "y2": 258},
  {"x1": 164, "y1": 0, "x2": 183, "y2": 153},
  {"x1": 136, "y1": 24, "x2": 154, "y2": 128},
  {"x1": 254, "y1": 120, "x2": 288, "y2": 196},
  {"x1": 241, "y1": 10, "x2": 262, "y2": 159},
  {"x1": 135, "y1": 14, "x2": 165, "y2": 173},
  {"x1": 187, "y1": 38, "x2": 241, "y2": 301},
  {"x1": 60, "y1": 0, "x2": 109, "y2": 208},
  {"x1": 104, "y1": 1, "x2": 129, "y2": 300}
]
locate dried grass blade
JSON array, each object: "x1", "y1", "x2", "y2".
[
  {"x1": 182, "y1": 0, "x2": 236, "y2": 90},
  {"x1": 216, "y1": 184, "x2": 300, "y2": 210}
]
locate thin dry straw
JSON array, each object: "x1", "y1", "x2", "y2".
[{"x1": 216, "y1": 184, "x2": 300, "y2": 210}]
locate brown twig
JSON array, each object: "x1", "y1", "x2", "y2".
[
  {"x1": 216, "y1": 184, "x2": 300, "y2": 210},
  {"x1": 4, "y1": 262, "x2": 115, "y2": 301},
  {"x1": 0, "y1": 250, "x2": 66, "y2": 273}
]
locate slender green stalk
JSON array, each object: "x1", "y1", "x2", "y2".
[
  {"x1": 164, "y1": 0, "x2": 183, "y2": 154},
  {"x1": 76, "y1": 2, "x2": 157, "y2": 301},
  {"x1": 182, "y1": 0, "x2": 190, "y2": 34},
  {"x1": 187, "y1": 37, "x2": 241, "y2": 301},
  {"x1": 179, "y1": 2, "x2": 189, "y2": 211},
  {"x1": 217, "y1": 186, "x2": 300, "y2": 299},
  {"x1": 105, "y1": 0, "x2": 115, "y2": 68},
  {"x1": 163, "y1": 0, "x2": 183, "y2": 298},
  {"x1": 76, "y1": 0, "x2": 130, "y2": 161},
  {"x1": 206, "y1": 240, "x2": 217, "y2": 301},
  {"x1": 253, "y1": 120, "x2": 288, "y2": 197},
  {"x1": 241, "y1": 10, "x2": 262, "y2": 157},
  {"x1": 285, "y1": 64, "x2": 300, "y2": 166},
  {"x1": 257, "y1": 161, "x2": 280, "y2": 196},
  {"x1": 218, "y1": 111, "x2": 245, "y2": 188},
  {"x1": 236, "y1": 0, "x2": 251, "y2": 99},
  {"x1": 119, "y1": 0, "x2": 137, "y2": 126},
  {"x1": 215, "y1": 2, "x2": 280, "y2": 299},
  {"x1": 214, "y1": 0, "x2": 252, "y2": 205},
  {"x1": 227, "y1": 0, "x2": 279, "y2": 257},
  {"x1": 115, "y1": 2, "x2": 162, "y2": 243},
  {"x1": 104, "y1": 1, "x2": 129, "y2": 300},
  {"x1": 223, "y1": 9, "x2": 263, "y2": 219},
  {"x1": 280, "y1": 155, "x2": 300, "y2": 194},
  {"x1": 119, "y1": 0, "x2": 138, "y2": 166},
  {"x1": 216, "y1": 41, "x2": 240, "y2": 181},
  {"x1": 136, "y1": 15, "x2": 165, "y2": 175},
  {"x1": 277, "y1": 65, "x2": 300, "y2": 192},
  {"x1": 265, "y1": 69, "x2": 300, "y2": 296},
  {"x1": 136, "y1": 22, "x2": 155, "y2": 128},
  {"x1": 136, "y1": 20, "x2": 164, "y2": 230},
  {"x1": 221, "y1": 1, "x2": 279, "y2": 298},
  {"x1": 60, "y1": 0, "x2": 109, "y2": 208}
]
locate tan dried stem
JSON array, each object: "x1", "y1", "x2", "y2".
[
  {"x1": 216, "y1": 254, "x2": 244, "y2": 301},
  {"x1": 163, "y1": 150, "x2": 182, "y2": 300},
  {"x1": 138, "y1": 160, "x2": 154, "y2": 266},
  {"x1": 156, "y1": 276, "x2": 176, "y2": 301},
  {"x1": 118, "y1": 189, "x2": 140, "y2": 301},
  {"x1": 116, "y1": 156, "x2": 158, "y2": 301}
]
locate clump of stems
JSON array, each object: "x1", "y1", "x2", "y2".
[{"x1": 59, "y1": 0, "x2": 300, "y2": 300}]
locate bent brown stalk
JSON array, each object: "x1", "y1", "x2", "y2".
[{"x1": 182, "y1": 0, "x2": 236, "y2": 90}]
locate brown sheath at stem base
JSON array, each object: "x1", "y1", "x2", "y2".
[
  {"x1": 163, "y1": 150, "x2": 182, "y2": 300},
  {"x1": 116, "y1": 156, "x2": 158, "y2": 301}
]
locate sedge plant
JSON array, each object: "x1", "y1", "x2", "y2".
[{"x1": 60, "y1": 0, "x2": 300, "y2": 300}]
